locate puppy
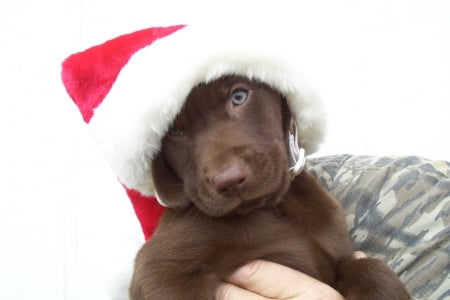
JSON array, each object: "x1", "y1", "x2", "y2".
[{"x1": 130, "y1": 76, "x2": 410, "y2": 299}]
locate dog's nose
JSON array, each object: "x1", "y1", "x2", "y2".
[{"x1": 212, "y1": 164, "x2": 248, "y2": 196}]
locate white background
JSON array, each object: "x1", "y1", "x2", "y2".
[{"x1": 1, "y1": 0, "x2": 449, "y2": 299}]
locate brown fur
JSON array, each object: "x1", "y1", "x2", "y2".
[{"x1": 130, "y1": 76, "x2": 410, "y2": 299}]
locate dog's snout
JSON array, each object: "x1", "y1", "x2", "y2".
[{"x1": 212, "y1": 163, "x2": 248, "y2": 196}]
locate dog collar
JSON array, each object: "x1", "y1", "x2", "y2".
[{"x1": 289, "y1": 120, "x2": 306, "y2": 179}]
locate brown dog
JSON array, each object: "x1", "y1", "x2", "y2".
[{"x1": 129, "y1": 76, "x2": 410, "y2": 299}]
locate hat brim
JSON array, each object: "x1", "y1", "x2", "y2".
[{"x1": 88, "y1": 24, "x2": 326, "y2": 196}]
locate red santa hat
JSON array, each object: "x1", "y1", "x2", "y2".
[{"x1": 61, "y1": 24, "x2": 326, "y2": 241}]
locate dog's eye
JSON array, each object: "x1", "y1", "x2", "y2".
[
  {"x1": 230, "y1": 89, "x2": 248, "y2": 106},
  {"x1": 168, "y1": 127, "x2": 184, "y2": 137}
]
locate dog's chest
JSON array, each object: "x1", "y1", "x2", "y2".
[{"x1": 160, "y1": 205, "x2": 333, "y2": 283}]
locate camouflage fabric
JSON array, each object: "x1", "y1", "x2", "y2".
[{"x1": 307, "y1": 155, "x2": 450, "y2": 300}]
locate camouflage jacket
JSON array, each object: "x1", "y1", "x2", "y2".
[{"x1": 307, "y1": 155, "x2": 450, "y2": 300}]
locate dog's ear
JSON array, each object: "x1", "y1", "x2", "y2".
[
  {"x1": 151, "y1": 154, "x2": 190, "y2": 208},
  {"x1": 281, "y1": 97, "x2": 292, "y2": 142}
]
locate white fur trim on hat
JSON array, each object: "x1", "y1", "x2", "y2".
[{"x1": 73, "y1": 24, "x2": 326, "y2": 196}]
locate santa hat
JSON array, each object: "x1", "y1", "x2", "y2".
[{"x1": 61, "y1": 24, "x2": 325, "y2": 240}]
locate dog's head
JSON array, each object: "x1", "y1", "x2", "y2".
[{"x1": 152, "y1": 76, "x2": 294, "y2": 217}]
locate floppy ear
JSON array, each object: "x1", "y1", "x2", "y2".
[
  {"x1": 281, "y1": 97, "x2": 292, "y2": 145},
  {"x1": 151, "y1": 154, "x2": 190, "y2": 208}
]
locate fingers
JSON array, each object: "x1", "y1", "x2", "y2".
[
  {"x1": 353, "y1": 251, "x2": 367, "y2": 259},
  {"x1": 227, "y1": 260, "x2": 301, "y2": 298},
  {"x1": 224, "y1": 260, "x2": 344, "y2": 300},
  {"x1": 216, "y1": 256, "x2": 368, "y2": 300},
  {"x1": 215, "y1": 283, "x2": 266, "y2": 300}
]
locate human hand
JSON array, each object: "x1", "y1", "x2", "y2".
[{"x1": 215, "y1": 252, "x2": 367, "y2": 300}]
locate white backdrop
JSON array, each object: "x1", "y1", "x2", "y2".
[{"x1": 1, "y1": 0, "x2": 449, "y2": 299}]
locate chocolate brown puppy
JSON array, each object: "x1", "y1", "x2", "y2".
[{"x1": 130, "y1": 76, "x2": 410, "y2": 300}]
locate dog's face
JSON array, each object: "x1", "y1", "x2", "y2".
[{"x1": 152, "y1": 76, "x2": 293, "y2": 217}]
